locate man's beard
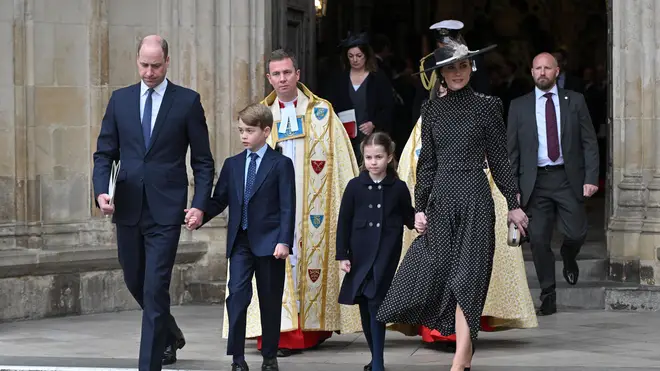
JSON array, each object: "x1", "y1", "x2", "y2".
[{"x1": 535, "y1": 77, "x2": 555, "y2": 90}]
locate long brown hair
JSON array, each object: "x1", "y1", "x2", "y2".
[
  {"x1": 340, "y1": 44, "x2": 378, "y2": 72},
  {"x1": 359, "y1": 132, "x2": 399, "y2": 179}
]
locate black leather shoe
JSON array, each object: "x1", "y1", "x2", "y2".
[
  {"x1": 276, "y1": 348, "x2": 301, "y2": 357},
  {"x1": 171, "y1": 325, "x2": 186, "y2": 350},
  {"x1": 232, "y1": 360, "x2": 249, "y2": 371},
  {"x1": 563, "y1": 258, "x2": 580, "y2": 285},
  {"x1": 162, "y1": 344, "x2": 177, "y2": 365},
  {"x1": 536, "y1": 294, "x2": 557, "y2": 316},
  {"x1": 231, "y1": 361, "x2": 250, "y2": 371},
  {"x1": 364, "y1": 361, "x2": 372, "y2": 371},
  {"x1": 261, "y1": 357, "x2": 279, "y2": 371}
]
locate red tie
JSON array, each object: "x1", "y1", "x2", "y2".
[
  {"x1": 279, "y1": 99, "x2": 297, "y2": 108},
  {"x1": 544, "y1": 92, "x2": 560, "y2": 162}
]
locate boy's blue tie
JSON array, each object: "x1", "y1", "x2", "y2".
[
  {"x1": 241, "y1": 152, "x2": 258, "y2": 230},
  {"x1": 142, "y1": 88, "x2": 154, "y2": 148}
]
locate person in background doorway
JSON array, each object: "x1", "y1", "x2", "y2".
[
  {"x1": 507, "y1": 52, "x2": 599, "y2": 316},
  {"x1": 324, "y1": 33, "x2": 394, "y2": 163},
  {"x1": 553, "y1": 49, "x2": 584, "y2": 93}
]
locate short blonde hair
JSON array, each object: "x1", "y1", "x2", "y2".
[{"x1": 238, "y1": 103, "x2": 273, "y2": 130}]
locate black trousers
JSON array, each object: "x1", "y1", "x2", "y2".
[
  {"x1": 226, "y1": 230, "x2": 286, "y2": 359},
  {"x1": 526, "y1": 166, "x2": 588, "y2": 296}
]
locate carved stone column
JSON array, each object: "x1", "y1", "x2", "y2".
[
  {"x1": 608, "y1": 0, "x2": 648, "y2": 283},
  {"x1": 637, "y1": 0, "x2": 660, "y2": 286},
  {"x1": 1, "y1": 0, "x2": 44, "y2": 250},
  {"x1": 0, "y1": 0, "x2": 25, "y2": 249},
  {"x1": 172, "y1": 0, "x2": 271, "y2": 285}
]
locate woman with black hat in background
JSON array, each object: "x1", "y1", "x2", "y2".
[
  {"x1": 324, "y1": 33, "x2": 394, "y2": 163},
  {"x1": 376, "y1": 35, "x2": 528, "y2": 371}
]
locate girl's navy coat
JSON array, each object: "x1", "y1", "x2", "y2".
[{"x1": 336, "y1": 171, "x2": 415, "y2": 305}]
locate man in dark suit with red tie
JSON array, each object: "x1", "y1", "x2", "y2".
[
  {"x1": 92, "y1": 35, "x2": 215, "y2": 370},
  {"x1": 507, "y1": 52, "x2": 599, "y2": 316}
]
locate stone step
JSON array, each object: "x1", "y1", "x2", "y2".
[
  {"x1": 185, "y1": 277, "x2": 660, "y2": 314},
  {"x1": 605, "y1": 285, "x2": 660, "y2": 311},
  {"x1": 521, "y1": 241, "x2": 607, "y2": 261},
  {"x1": 0, "y1": 241, "x2": 208, "y2": 279},
  {"x1": 0, "y1": 241, "x2": 209, "y2": 322},
  {"x1": 528, "y1": 281, "x2": 639, "y2": 310},
  {"x1": 524, "y1": 258, "x2": 608, "y2": 283}
]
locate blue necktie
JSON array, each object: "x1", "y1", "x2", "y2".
[
  {"x1": 241, "y1": 152, "x2": 258, "y2": 230},
  {"x1": 142, "y1": 88, "x2": 154, "y2": 148}
]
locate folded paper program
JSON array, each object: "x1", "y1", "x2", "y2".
[{"x1": 108, "y1": 160, "x2": 120, "y2": 205}]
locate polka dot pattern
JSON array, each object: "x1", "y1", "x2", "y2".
[{"x1": 376, "y1": 86, "x2": 519, "y2": 340}]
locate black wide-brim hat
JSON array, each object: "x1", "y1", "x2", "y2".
[{"x1": 414, "y1": 40, "x2": 497, "y2": 76}]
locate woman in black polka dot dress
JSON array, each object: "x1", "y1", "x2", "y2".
[{"x1": 376, "y1": 38, "x2": 529, "y2": 371}]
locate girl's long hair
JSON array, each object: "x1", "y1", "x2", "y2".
[{"x1": 359, "y1": 132, "x2": 399, "y2": 179}]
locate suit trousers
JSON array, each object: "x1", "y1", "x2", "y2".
[
  {"x1": 226, "y1": 230, "x2": 286, "y2": 360},
  {"x1": 526, "y1": 166, "x2": 588, "y2": 296},
  {"x1": 116, "y1": 191, "x2": 182, "y2": 371}
]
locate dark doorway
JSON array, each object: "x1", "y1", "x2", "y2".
[
  {"x1": 272, "y1": 0, "x2": 316, "y2": 88},
  {"x1": 314, "y1": 0, "x2": 609, "y2": 264}
]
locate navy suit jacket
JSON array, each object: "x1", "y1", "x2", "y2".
[
  {"x1": 203, "y1": 145, "x2": 295, "y2": 258},
  {"x1": 92, "y1": 80, "x2": 215, "y2": 226}
]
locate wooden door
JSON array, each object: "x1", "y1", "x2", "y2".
[{"x1": 272, "y1": 0, "x2": 316, "y2": 89}]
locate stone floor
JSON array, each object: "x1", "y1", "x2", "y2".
[{"x1": 0, "y1": 305, "x2": 659, "y2": 370}]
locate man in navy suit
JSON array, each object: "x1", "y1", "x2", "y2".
[
  {"x1": 92, "y1": 35, "x2": 215, "y2": 371},
  {"x1": 191, "y1": 103, "x2": 295, "y2": 371}
]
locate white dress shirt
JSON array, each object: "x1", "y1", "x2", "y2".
[
  {"x1": 535, "y1": 85, "x2": 564, "y2": 166},
  {"x1": 140, "y1": 79, "x2": 168, "y2": 134},
  {"x1": 243, "y1": 143, "x2": 268, "y2": 188}
]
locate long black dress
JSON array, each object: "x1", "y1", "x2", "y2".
[{"x1": 376, "y1": 86, "x2": 519, "y2": 340}]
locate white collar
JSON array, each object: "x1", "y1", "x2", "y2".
[
  {"x1": 247, "y1": 143, "x2": 268, "y2": 159},
  {"x1": 141, "y1": 79, "x2": 168, "y2": 96},
  {"x1": 535, "y1": 84, "x2": 558, "y2": 100},
  {"x1": 278, "y1": 95, "x2": 300, "y2": 133}
]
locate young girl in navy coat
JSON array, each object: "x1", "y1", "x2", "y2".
[{"x1": 336, "y1": 132, "x2": 415, "y2": 371}]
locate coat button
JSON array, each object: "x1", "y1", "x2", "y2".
[
  {"x1": 376, "y1": 223, "x2": 381, "y2": 227},
  {"x1": 369, "y1": 222, "x2": 373, "y2": 227},
  {"x1": 369, "y1": 204, "x2": 373, "y2": 208},
  {"x1": 368, "y1": 185, "x2": 372, "y2": 190},
  {"x1": 378, "y1": 185, "x2": 382, "y2": 190},
  {"x1": 377, "y1": 204, "x2": 381, "y2": 208}
]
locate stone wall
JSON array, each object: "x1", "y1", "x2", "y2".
[
  {"x1": 0, "y1": 0, "x2": 271, "y2": 320},
  {"x1": 608, "y1": 0, "x2": 660, "y2": 286}
]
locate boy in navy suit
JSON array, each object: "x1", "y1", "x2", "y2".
[{"x1": 188, "y1": 103, "x2": 295, "y2": 371}]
